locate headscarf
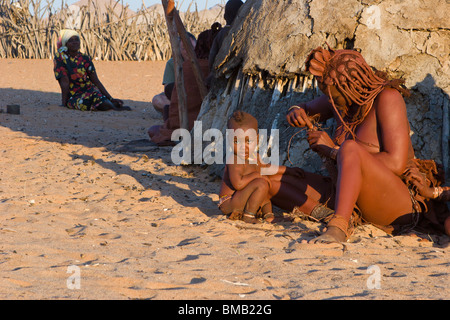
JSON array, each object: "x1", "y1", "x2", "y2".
[
  {"x1": 57, "y1": 29, "x2": 80, "y2": 53},
  {"x1": 305, "y1": 46, "x2": 410, "y2": 141}
]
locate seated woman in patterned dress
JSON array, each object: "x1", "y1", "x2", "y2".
[{"x1": 53, "y1": 29, "x2": 130, "y2": 111}]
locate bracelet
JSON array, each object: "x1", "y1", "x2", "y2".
[
  {"x1": 329, "y1": 146, "x2": 339, "y2": 160},
  {"x1": 433, "y1": 186, "x2": 443, "y2": 199},
  {"x1": 287, "y1": 105, "x2": 302, "y2": 113}
]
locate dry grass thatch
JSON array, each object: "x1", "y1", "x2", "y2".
[{"x1": 0, "y1": 0, "x2": 224, "y2": 61}]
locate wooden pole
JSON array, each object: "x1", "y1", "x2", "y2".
[
  {"x1": 162, "y1": 0, "x2": 189, "y2": 130},
  {"x1": 164, "y1": 0, "x2": 208, "y2": 99},
  {"x1": 171, "y1": 9, "x2": 209, "y2": 99}
]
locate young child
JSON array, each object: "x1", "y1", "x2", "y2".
[
  {"x1": 218, "y1": 111, "x2": 306, "y2": 224},
  {"x1": 218, "y1": 111, "x2": 273, "y2": 223}
]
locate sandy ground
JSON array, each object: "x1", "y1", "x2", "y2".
[{"x1": 0, "y1": 58, "x2": 448, "y2": 300}]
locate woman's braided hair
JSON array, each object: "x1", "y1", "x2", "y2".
[{"x1": 305, "y1": 47, "x2": 409, "y2": 136}]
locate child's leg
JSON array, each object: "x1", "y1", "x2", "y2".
[
  {"x1": 222, "y1": 178, "x2": 270, "y2": 223},
  {"x1": 261, "y1": 200, "x2": 272, "y2": 215},
  {"x1": 260, "y1": 200, "x2": 276, "y2": 223},
  {"x1": 267, "y1": 171, "x2": 332, "y2": 213}
]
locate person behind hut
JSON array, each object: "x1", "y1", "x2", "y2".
[
  {"x1": 148, "y1": 26, "x2": 221, "y2": 146},
  {"x1": 207, "y1": 0, "x2": 243, "y2": 77},
  {"x1": 284, "y1": 46, "x2": 450, "y2": 243},
  {"x1": 151, "y1": 58, "x2": 175, "y2": 114},
  {"x1": 151, "y1": 32, "x2": 198, "y2": 115},
  {"x1": 53, "y1": 29, "x2": 129, "y2": 111},
  {"x1": 218, "y1": 111, "x2": 306, "y2": 224},
  {"x1": 147, "y1": 33, "x2": 198, "y2": 144}
]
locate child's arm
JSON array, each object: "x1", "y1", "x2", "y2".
[{"x1": 228, "y1": 164, "x2": 265, "y2": 191}]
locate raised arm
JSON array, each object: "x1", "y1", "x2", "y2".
[{"x1": 286, "y1": 94, "x2": 334, "y2": 128}]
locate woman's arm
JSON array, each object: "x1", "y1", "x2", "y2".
[
  {"x1": 89, "y1": 71, "x2": 123, "y2": 107},
  {"x1": 54, "y1": 54, "x2": 70, "y2": 106},
  {"x1": 372, "y1": 88, "x2": 410, "y2": 176},
  {"x1": 88, "y1": 71, "x2": 113, "y2": 100},
  {"x1": 57, "y1": 75, "x2": 70, "y2": 107}
]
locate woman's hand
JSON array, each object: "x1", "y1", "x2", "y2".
[
  {"x1": 306, "y1": 130, "x2": 336, "y2": 157},
  {"x1": 404, "y1": 169, "x2": 435, "y2": 199},
  {"x1": 111, "y1": 98, "x2": 124, "y2": 108},
  {"x1": 286, "y1": 105, "x2": 314, "y2": 129}
]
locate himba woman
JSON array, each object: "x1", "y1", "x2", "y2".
[
  {"x1": 54, "y1": 29, "x2": 129, "y2": 111},
  {"x1": 284, "y1": 46, "x2": 449, "y2": 243}
]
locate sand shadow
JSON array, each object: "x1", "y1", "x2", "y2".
[
  {"x1": 0, "y1": 87, "x2": 221, "y2": 218},
  {"x1": 68, "y1": 152, "x2": 220, "y2": 217}
]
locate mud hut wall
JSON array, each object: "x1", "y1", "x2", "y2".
[{"x1": 199, "y1": 0, "x2": 450, "y2": 180}]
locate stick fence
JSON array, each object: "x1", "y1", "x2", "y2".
[{"x1": 0, "y1": 0, "x2": 223, "y2": 61}]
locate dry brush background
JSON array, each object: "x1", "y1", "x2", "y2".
[{"x1": 0, "y1": 0, "x2": 224, "y2": 61}]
